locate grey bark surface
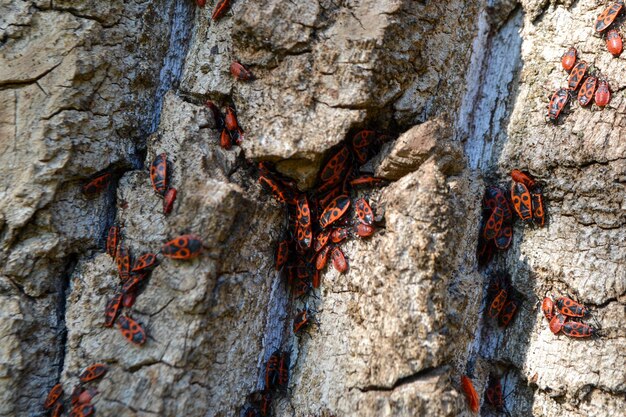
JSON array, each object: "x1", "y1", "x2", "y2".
[{"x1": 0, "y1": 0, "x2": 624, "y2": 416}]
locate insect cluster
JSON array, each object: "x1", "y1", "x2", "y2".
[
  {"x1": 59, "y1": 151, "x2": 207, "y2": 415},
  {"x1": 43, "y1": 364, "x2": 107, "y2": 417},
  {"x1": 477, "y1": 170, "x2": 545, "y2": 267},
  {"x1": 542, "y1": 295, "x2": 599, "y2": 338},
  {"x1": 547, "y1": 2, "x2": 622, "y2": 121},
  {"x1": 239, "y1": 132, "x2": 387, "y2": 416}
]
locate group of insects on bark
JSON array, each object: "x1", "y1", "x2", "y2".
[{"x1": 548, "y1": 1, "x2": 623, "y2": 121}]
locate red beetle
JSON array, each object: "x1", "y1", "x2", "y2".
[
  {"x1": 567, "y1": 61, "x2": 588, "y2": 90},
  {"x1": 483, "y1": 206, "x2": 504, "y2": 240},
  {"x1": 531, "y1": 190, "x2": 545, "y2": 227},
  {"x1": 331, "y1": 228, "x2": 348, "y2": 243},
  {"x1": 314, "y1": 229, "x2": 331, "y2": 252},
  {"x1": 211, "y1": 0, "x2": 230, "y2": 20},
  {"x1": 163, "y1": 187, "x2": 177, "y2": 215},
  {"x1": 69, "y1": 404, "x2": 95, "y2": 417},
  {"x1": 196, "y1": 0, "x2": 206, "y2": 7},
  {"x1": 316, "y1": 245, "x2": 331, "y2": 270},
  {"x1": 79, "y1": 363, "x2": 108, "y2": 383},
  {"x1": 319, "y1": 195, "x2": 350, "y2": 229},
  {"x1": 205, "y1": 100, "x2": 224, "y2": 130},
  {"x1": 331, "y1": 247, "x2": 348, "y2": 273},
  {"x1": 460, "y1": 375, "x2": 480, "y2": 413},
  {"x1": 230, "y1": 61, "x2": 254, "y2": 81},
  {"x1": 44, "y1": 383, "x2": 63, "y2": 409},
  {"x1": 122, "y1": 291, "x2": 137, "y2": 308},
  {"x1": 354, "y1": 223, "x2": 375, "y2": 237},
  {"x1": 293, "y1": 307, "x2": 317, "y2": 333},
  {"x1": 118, "y1": 315, "x2": 146, "y2": 346},
  {"x1": 275, "y1": 240, "x2": 289, "y2": 270},
  {"x1": 488, "y1": 289, "x2": 508, "y2": 319},
  {"x1": 82, "y1": 172, "x2": 111, "y2": 196},
  {"x1": 116, "y1": 245, "x2": 131, "y2": 282},
  {"x1": 150, "y1": 153, "x2": 168, "y2": 196},
  {"x1": 555, "y1": 297, "x2": 589, "y2": 317},
  {"x1": 606, "y1": 29, "x2": 623, "y2": 55},
  {"x1": 561, "y1": 46, "x2": 577, "y2": 71},
  {"x1": 319, "y1": 146, "x2": 351, "y2": 187},
  {"x1": 106, "y1": 226, "x2": 119, "y2": 258},
  {"x1": 51, "y1": 403, "x2": 63, "y2": 417},
  {"x1": 132, "y1": 253, "x2": 158, "y2": 273},
  {"x1": 351, "y1": 130, "x2": 377, "y2": 163},
  {"x1": 510, "y1": 181, "x2": 532, "y2": 221},
  {"x1": 578, "y1": 76, "x2": 597, "y2": 107},
  {"x1": 121, "y1": 272, "x2": 147, "y2": 295},
  {"x1": 510, "y1": 170, "x2": 536, "y2": 188},
  {"x1": 355, "y1": 198, "x2": 374, "y2": 225},
  {"x1": 542, "y1": 296, "x2": 555, "y2": 321},
  {"x1": 219, "y1": 128, "x2": 232, "y2": 150},
  {"x1": 160, "y1": 234, "x2": 204, "y2": 259},
  {"x1": 562, "y1": 321, "x2": 597, "y2": 338},
  {"x1": 259, "y1": 175, "x2": 296, "y2": 205},
  {"x1": 547, "y1": 88, "x2": 569, "y2": 121},
  {"x1": 265, "y1": 350, "x2": 280, "y2": 390},
  {"x1": 595, "y1": 79, "x2": 611, "y2": 107},
  {"x1": 278, "y1": 350, "x2": 290, "y2": 388},
  {"x1": 595, "y1": 1, "x2": 624, "y2": 32},
  {"x1": 494, "y1": 224, "x2": 513, "y2": 250},
  {"x1": 77, "y1": 388, "x2": 98, "y2": 405},
  {"x1": 549, "y1": 313, "x2": 567, "y2": 334}
]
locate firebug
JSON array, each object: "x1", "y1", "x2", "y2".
[
  {"x1": 160, "y1": 234, "x2": 204, "y2": 259},
  {"x1": 561, "y1": 47, "x2": 577, "y2": 71},
  {"x1": 44, "y1": 383, "x2": 63, "y2": 409},
  {"x1": 81, "y1": 173, "x2": 111, "y2": 196},
  {"x1": 163, "y1": 187, "x2": 177, "y2": 215},
  {"x1": 595, "y1": 2, "x2": 624, "y2": 32},
  {"x1": 118, "y1": 315, "x2": 146, "y2": 346},
  {"x1": 230, "y1": 61, "x2": 254, "y2": 81},
  {"x1": 79, "y1": 363, "x2": 107, "y2": 383},
  {"x1": 150, "y1": 153, "x2": 168, "y2": 196},
  {"x1": 595, "y1": 79, "x2": 611, "y2": 107}
]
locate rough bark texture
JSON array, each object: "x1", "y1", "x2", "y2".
[{"x1": 0, "y1": 1, "x2": 624, "y2": 417}]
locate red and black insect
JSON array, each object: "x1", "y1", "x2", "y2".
[
  {"x1": 461, "y1": 375, "x2": 480, "y2": 413},
  {"x1": 578, "y1": 76, "x2": 597, "y2": 107},
  {"x1": 562, "y1": 321, "x2": 597, "y2": 338},
  {"x1": 498, "y1": 298, "x2": 519, "y2": 327},
  {"x1": 316, "y1": 245, "x2": 331, "y2": 270},
  {"x1": 531, "y1": 190, "x2": 545, "y2": 227},
  {"x1": 220, "y1": 128, "x2": 232, "y2": 150},
  {"x1": 211, "y1": 0, "x2": 231, "y2": 20},
  {"x1": 351, "y1": 130, "x2": 377, "y2": 163},
  {"x1": 561, "y1": 46, "x2": 577, "y2": 71},
  {"x1": 331, "y1": 247, "x2": 348, "y2": 273},
  {"x1": 51, "y1": 403, "x2": 63, "y2": 417},
  {"x1": 44, "y1": 383, "x2": 63, "y2": 409},
  {"x1": 160, "y1": 234, "x2": 203, "y2": 259},
  {"x1": 510, "y1": 170, "x2": 535, "y2": 189},
  {"x1": 488, "y1": 288, "x2": 508, "y2": 319},
  {"x1": 476, "y1": 235, "x2": 496, "y2": 267},
  {"x1": 224, "y1": 106, "x2": 243, "y2": 143},
  {"x1": 606, "y1": 29, "x2": 623, "y2": 55},
  {"x1": 595, "y1": 79, "x2": 611, "y2": 107},
  {"x1": 510, "y1": 181, "x2": 532, "y2": 221},
  {"x1": 355, "y1": 198, "x2": 374, "y2": 225},
  {"x1": 275, "y1": 240, "x2": 289, "y2": 270},
  {"x1": 150, "y1": 153, "x2": 168, "y2": 196},
  {"x1": 354, "y1": 223, "x2": 375, "y2": 238},
  {"x1": 122, "y1": 272, "x2": 147, "y2": 294},
  {"x1": 82, "y1": 172, "x2": 111, "y2": 196},
  {"x1": 259, "y1": 175, "x2": 296, "y2": 205},
  {"x1": 69, "y1": 404, "x2": 95, "y2": 417},
  {"x1": 494, "y1": 224, "x2": 513, "y2": 250},
  {"x1": 294, "y1": 307, "x2": 317, "y2": 334},
  {"x1": 547, "y1": 88, "x2": 569, "y2": 121},
  {"x1": 278, "y1": 350, "x2": 290, "y2": 388},
  {"x1": 259, "y1": 392, "x2": 272, "y2": 417},
  {"x1": 595, "y1": 1, "x2": 624, "y2": 33},
  {"x1": 265, "y1": 350, "x2": 281, "y2": 390},
  {"x1": 549, "y1": 313, "x2": 567, "y2": 334},
  {"x1": 567, "y1": 61, "x2": 588, "y2": 90},
  {"x1": 319, "y1": 195, "x2": 350, "y2": 229},
  {"x1": 106, "y1": 226, "x2": 119, "y2": 258},
  {"x1": 79, "y1": 363, "x2": 107, "y2": 383},
  {"x1": 70, "y1": 386, "x2": 83, "y2": 406},
  {"x1": 314, "y1": 229, "x2": 331, "y2": 252},
  {"x1": 319, "y1": 146, "x2": 351, "y2": 187},
  {"x1": 542, "y1": 296, "x2": 555, "y2": 321},
  {"x1": 483, "y1": 206, "x2": 504, "y2": 241},
  {"x1": 350, "y1": 175, "x2": 387, "y2": 188},
  {"x1": 131, "y1": 253, "x2": 158, "y2": 273},
  {"x1": 230, "y1": 61, "x2": 254, "y2": 81},
  {"x1": 555, "y1": 297, "x2": 589, "y2": 317},
  {"x1": 163, "y1": 187, "x2": 177, "y2": 215},
  {"x1": 196, "y1": 0, "x2": 206, "y2": 7},
  {"x1": 77, "y1": 388, "x2": 98, "y2": 405},
  {"x1": 118, "y1": 315, "x2": 146, "y2": 346},
  {"x1": 116, "y1": 245, "x2": 131, "y2": 281},
  {"x1": 331, "y1": 227, "x2": 348, "y2": 243},
  {"x1": 296, "y1": 195, "x2": 312, "y2": 249},
  {"x1": 122, "y1": 290, "x2": 137, "y2": 308},
  {"x1": 484, "y1": 374, "x2": 504, "y2": 412}
]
